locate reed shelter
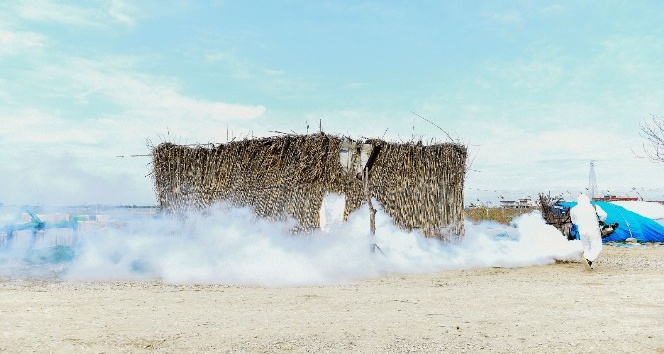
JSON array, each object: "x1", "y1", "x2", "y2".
[{"x1": 151, "y1": 133, "x2": 467, "y2": 240}]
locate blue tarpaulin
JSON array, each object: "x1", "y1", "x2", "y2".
[{"x1": 559, "y1": 201, "x2": 664, "y2": 243}]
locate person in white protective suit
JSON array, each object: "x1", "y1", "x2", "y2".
[{"x1": 570, "y1": 193, "x2": 607, "y2": 270}]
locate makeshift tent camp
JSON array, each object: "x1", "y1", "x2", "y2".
[{"x1": 558, "y1": 201, "x2": 664, "y2": 243}]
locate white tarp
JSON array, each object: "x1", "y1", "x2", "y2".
[{"x1": 610, "y1": 201, "x2": 664, "y2": 220}]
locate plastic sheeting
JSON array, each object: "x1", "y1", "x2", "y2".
[
  {"x1": 559, "y1": 201, "x2": 664, "y2": 243},
  {"x1": 611, "y1": 201, "x2": 664, "y2": 220}
]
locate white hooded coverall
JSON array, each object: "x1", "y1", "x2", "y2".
[{"x1": 570, "y1": 194, "x2": 607, "y2": 262}]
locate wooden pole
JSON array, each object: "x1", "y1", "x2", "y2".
[
  {"x1": 362, "y1": 144, "x2": 383, "y2": 253},
  {"x1": 364, "y1": 168, "x2": 376, "y2": 236},
  {"x1": 363, "y1": 167, "x2": 382, "y2": 254}
]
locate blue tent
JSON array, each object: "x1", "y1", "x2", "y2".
[{"x1": 558, "y1": 201, "x2": 664, "y2": 243}]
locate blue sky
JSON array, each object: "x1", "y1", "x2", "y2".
[{"x1": 1, "y1": 0, "x2": 662, "y2": 206}]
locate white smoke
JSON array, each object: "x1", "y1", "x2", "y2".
[
  {"x1": 1, "y1": 199, "x2": 582, "y2": 286},
  {"x1": 0, "y1": 198, "x2": 581, "y2": 286}
]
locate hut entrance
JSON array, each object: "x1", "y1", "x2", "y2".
[{"x1": 319, "y1": 193, "x2": 346, "y2": 233}]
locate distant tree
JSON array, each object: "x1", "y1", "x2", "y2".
[{"x1": 640, "y1": 116, "x2": 664, "y2": 162}]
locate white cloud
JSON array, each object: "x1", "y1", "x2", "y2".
[
  {"x1": 414, "y1": 87, "x2": 662, "y2": 200},
  {"x1": 463, "y1": 121, "x2": 663, "y2": 200},
  {"x1": 16, "y1": 0, "x2": 103, "y2": 27},
  {"x1": 22, "y1": 58, "x2": 264, "y2": 159},
  {"x1": 0, "y1": 29, "x2": 46, "y2": 56},
  {"x1": 0, "y1": 106, "x2": 156, "y2": 205},
  {"x1": 0, "y1": 52, "x2": 266, "y2": 205},
  {"x1": 205, "y1": 52, "x2": 253, "y2": 80},
  {"x1": 107, "y1": 0, "x2": 137, "y2": 27},
  {"x1": 30, "y1": 56, "x2": 265, "y2": 121},
  {"x1": 79, "y1": 68, "x2": 264, "y2": 122},
  {"x1": 205, "y1": 51, "x2": 316, "y2": 98},
  {"x1": 323, "y1": 2, "x2": 402, "y2": 19},
  {"x1": 491, "y1": 10, "x2": 523, "y2": 24},
  {"x1": 0, "y1": 150, "x2": 150, "y2": 205},
  {"x1": 498, "y1": 58, "x2": 565, "y2": 91},
  {"x1": 346, "y1": 82, "x2": 368, "y2": 89},
  {"x1": 262, "y1": 68, "x2": 286, "y2": 76},
  {"x1": 599, "y1": 35, "x2": 663, "y2": 77},
  {"x1": 12, "y1": 0, "x2": 139, "y2": 28},
  {"x1": 0, "y1": 108, "x2": 99, "y2": 146},
  {"x1": 541, "y1": 4, "x2": 564, "y2": 15}
]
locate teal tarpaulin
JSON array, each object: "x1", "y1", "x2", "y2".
[{"x1": 559, "y1": 201, "x2": 664, "y2": 243}]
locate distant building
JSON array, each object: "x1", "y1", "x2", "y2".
[
  {"x1": 499, "y1": 197, "x2": 535, "y2": 209},
  {"x1": 594, "y1": 195, "x2": 639, "y2": 202}
]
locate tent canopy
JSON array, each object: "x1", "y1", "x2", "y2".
[{"x1": 559, "y1": 201, "x2": 664, "y2": 243}]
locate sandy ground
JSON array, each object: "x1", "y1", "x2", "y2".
[{"x1": 1, "y1": 245, "x2": 663, "y2": 354}]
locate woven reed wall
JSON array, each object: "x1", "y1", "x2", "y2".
[{"x1": 151, "y1": 133, "x2": 467, "y2": 239}]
